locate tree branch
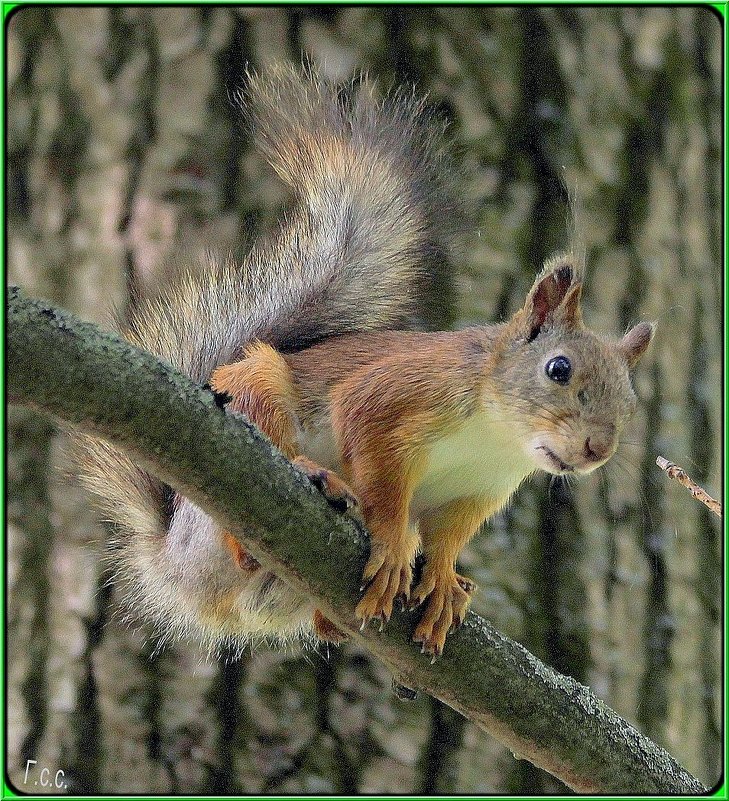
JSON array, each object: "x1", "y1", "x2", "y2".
[{"x1": 7, "y1": 286, "x2": 706, "y2": 794}]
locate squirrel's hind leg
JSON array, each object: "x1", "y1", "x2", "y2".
[{"x1": 211, "y1": 344, "x2": 353, "y2": 646}]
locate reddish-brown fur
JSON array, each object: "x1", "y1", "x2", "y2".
[
  {"x1": 212, "y1": 328, "x2": 498, "y2": 654},
  {"x1": 209, "y1": 257, "x2": 653, "y2": 657}
]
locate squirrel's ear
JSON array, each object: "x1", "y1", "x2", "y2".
[
  {"x1": 556, "y1": 282, "x2": 583, "y2": 328},
  {"x1": 620, "y1": 322, "x2": 655, "y2": 367},
  {"x1": 523, "y1": 259, "x2": 582, "y2": 341}
]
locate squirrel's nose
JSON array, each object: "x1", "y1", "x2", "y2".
[{"x1": 584, "y1": 437, "x2": 610, "y2": 463}]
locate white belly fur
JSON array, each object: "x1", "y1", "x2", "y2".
[
  {"x1": 411, "y1": 410, "x2": 535, "y2": 516},
  {"x1": 298, "y1": 408, "x2": 536, "y2": 519}
]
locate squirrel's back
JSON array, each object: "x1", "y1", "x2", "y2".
[{"x1": 73, "y1": 65, "x2": 457, "y2": 649}]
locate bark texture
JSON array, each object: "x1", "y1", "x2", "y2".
[{"x1": 6, "y1": 6, "x2": 722, "y2": 793}]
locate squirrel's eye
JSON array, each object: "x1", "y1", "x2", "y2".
[{"x1": 545, "y1": 355, "x2": 572, "y2": 384}]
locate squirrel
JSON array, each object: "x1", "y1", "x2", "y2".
[{"x1": 74, "y1": 65, "x2": 654, "y2": 659}]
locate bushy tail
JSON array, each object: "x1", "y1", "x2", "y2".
[
  {"x1": 125, "y1": 64, "x2": 457, "y2": 381},
  {"x1": 240, "y1": 64, "x2": 457, "y2": 350},
  {"x1": 73, "y1": 65, "x2": 458, "y2": 647}
]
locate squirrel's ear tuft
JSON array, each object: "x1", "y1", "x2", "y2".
[
  {"x1": 620, "y1": 322, "x2": 655, "y2": 367},
  {"x1": 523, "y1": 257, "x2": 582, "y2": 341}
]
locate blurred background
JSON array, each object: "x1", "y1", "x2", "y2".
[{"x1": 6, "y1": 6, "x2": 722, "y2": 794}]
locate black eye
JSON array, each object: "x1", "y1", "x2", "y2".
[{"x1": 545, "y1": 355, "x2": 572, "y2": 384}]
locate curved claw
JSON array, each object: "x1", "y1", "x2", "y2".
[
  {"x1": 293, "y1": 456, "x2": 359, "y2": 515},
  {"x1": 392, "y1": 679, "x2": 419, "y2": 702},
  {"x1": 411, "y1": 570, "x2": 475, "y2": 656},
  {"x1": 449, "y1": 613, "x2": 464, "y2": 634},
  {"x1": 407, "y1": 594, "x2": 426, "y2": 611},
  {"x1": 456, "y1": 575, "x2": 478, "y2": 594}
]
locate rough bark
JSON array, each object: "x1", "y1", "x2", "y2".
[{"x1": 7, "y1": 287, "x2": 707, "y2": 795}]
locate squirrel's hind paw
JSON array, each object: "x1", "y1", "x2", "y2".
[
  {"x1": 222, "y1": 531, "x2": 262, "y2": 572},
  {"x1": 313, "y1": 609, "x2": 349, "y2": 644},
  {"x1": 293, "y1": 456, "x2": 359, "y2": 515}
]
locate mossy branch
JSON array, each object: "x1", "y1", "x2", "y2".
[{"x1": 7, "y1": 286, "x2": 705, "y2": 794}]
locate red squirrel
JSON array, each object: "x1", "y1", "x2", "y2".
[{"x1": 75, "y1": 65, "x2": 653, "y2": 658}]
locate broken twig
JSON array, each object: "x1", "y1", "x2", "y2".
[{"x1": 656, "y1": 456, "x2": 722, "y2": 518}]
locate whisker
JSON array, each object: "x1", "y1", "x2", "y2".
[{"x1": 606, "y1": 457, "x2": 655, "y2": 530}]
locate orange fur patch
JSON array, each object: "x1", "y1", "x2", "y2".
[
  {"x1": 222, "y1": 531, "x2": 261, "y2": 572},
  {"x1": 211, "y1": 342, "x2": 300, "y2": 458}
]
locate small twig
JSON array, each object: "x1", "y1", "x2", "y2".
[{"x1": 656, "y1": 457, "x2": 722, "y2": 518}]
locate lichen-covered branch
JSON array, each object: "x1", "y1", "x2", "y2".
[{"x1": 7, "y1": 286, "x2": 706, "y2": 794}]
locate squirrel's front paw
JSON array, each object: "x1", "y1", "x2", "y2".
[
  {"x1": 293, "y1": 455, "x2": 359, "y2": 515},
  {"x1": 411, "y1": 569, "x2": 476, "y2": 658},
  {"x1": 356, "y1": 545, "x2": 414, "y2": 628}
]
